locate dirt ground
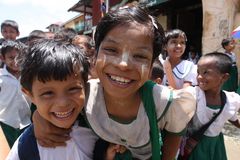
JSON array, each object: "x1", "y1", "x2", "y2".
[
  {"x1": 223, "y1": 113, "x2": 240, "y2": 160},
  {"x1": 224, "y1": 135, "x2": 240, "y2": 160}
]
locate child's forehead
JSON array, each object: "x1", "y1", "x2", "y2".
[
  {"x1": 169, "y1": 35, "x2": 186, "y2": 40},
  {"x1": 105, "y1": 24, "x2": 152, "y2": 41},
  {"x1": 34, "y1": 73, "x2": 84, "y2": 84},
  {"x1": 198, "y1": 57, "x2": 218, "y2": 67},
  {"x1": 2, "y1": 25, "x2": 17, "y2": 31}
]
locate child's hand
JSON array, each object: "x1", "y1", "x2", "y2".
[
  {"x1": 105, "y1": 144, "x2": 127, "y2": 160},
  {"x1": 163, "y1": 58, "x2": 172, "y2": 71},
  {"x1": 32, "y1": 111, "x2": 71, "y2": 147}
]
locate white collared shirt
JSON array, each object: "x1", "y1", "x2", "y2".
[
  {"x1": 162, "y1": 60, "x2": 198, "y2": 88},
  {"x1": 7, "y1": 123, "x2": 99, "y2": 160},
  {"x1": 0, "y1": 65, "x2": 31, "y2": 129}
]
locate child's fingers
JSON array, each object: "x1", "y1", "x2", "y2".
[
  {"x1": 119, "y1": 145, "x2": 127, "y2": 153},
  {"x1": 108, "y1": 143, "x2": 118, "y2": 152},
  {"x1": 113, "y1": 144, "x2": 127, "y2": 153}
]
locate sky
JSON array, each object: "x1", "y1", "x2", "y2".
[{"x1": 0, "y1": 0, "x2": 79, "y2": 38}]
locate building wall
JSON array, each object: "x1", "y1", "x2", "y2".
[
  {"x1": 64, "y1": 20, "x2": 77, "y2": 29},
  {"x1": 202, "y1": 0, "x2": 240, "y2": 81},
  {"x1": 202, "y1": 0, "x2": 236, "y2": 53},
  {"x1": 156, "y1": 14, "x2": 167, "y2": 30}
]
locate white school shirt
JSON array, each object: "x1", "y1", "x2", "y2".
[
  {"x1": 6, "y1": 123, "x2": 99, "y2": 160},
  {"x1": 188, "y1": 86, "x2": 240, "y2": 137},
  {"x1": 162, "y1": 60, "x2": 198, "y2": 88},
  {"x1": 85, "y1": 79, "x2": 196, "y2": 159},
  {"x1": 0, "y1": 65, "x2": 31, "y2": 129}
]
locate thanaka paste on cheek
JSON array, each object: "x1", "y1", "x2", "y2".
[
  {"x1": 139, "y1": 64, "x2": 148, "y2": 87},
  {"x1": 96, "y1": 54, "x2": 106, "y2": 68}
]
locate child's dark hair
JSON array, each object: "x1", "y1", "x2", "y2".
[
  {"x1": 54, "y1": 28, "x2": 77, "y2": 43},
  {"x1": 20, "y1": 39, "x2": 89, "y2": 92},
  {"x1": 221, "y1": 38, "x2": 233, "y2": 49},
  {"x1": 151, "y1": 59, "x2": 164, "y2": 80},
  {"x1": 28, "y1": 30, "x2": 46, "y2": 42},
  {"x1": 94, "y1": 5, "x2": 165, "y2": 63},
  {"x1": 1, "y1": 20, "x2": 19, "y2": 33},
  {"x1": 200, "y1": 52, "x2": 232, "y2": 74},
  {"x1": 1, "y1": 40, "x2": 25, "y2": 57},
  {"x1": 164, "y1": 29, "x2": 187, "y2": 44}
]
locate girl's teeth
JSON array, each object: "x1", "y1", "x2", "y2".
[{"x1": 110, "y1": 75, "x2": 130, "y2": 83}]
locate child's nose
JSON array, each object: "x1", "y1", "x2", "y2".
[
  {"x1": 55, "y1": 96, "x2": 69, "y2": 107},
  {"x1": 197, "y1": 74, "x2": 203, "y2": 79},
  {"x1": 118, "y1": 53, "x2": 131, "y2": 70}
]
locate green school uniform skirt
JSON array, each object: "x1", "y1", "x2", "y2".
[
  {"x1": 222, "y1": 66, "x2": 238, "y2": 92},
  {"x1": 188, "y1": 133, "x2": 227, "y2": 160},
  {"x1": 0, "y1": 122, "x2": 23, "y2": 148}
]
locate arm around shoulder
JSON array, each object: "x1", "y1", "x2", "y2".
[{"x1": 162, "y1": 86, "x2": 197, "y2": 133}]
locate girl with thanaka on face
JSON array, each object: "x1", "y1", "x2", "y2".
[
  {"x1": 179, "y1": 52, "x2": 240, "y2": 160},
  {"x1": 32, "y1": 6, "x2": 196, "y2": 160},
  {"x1": 161, "y1": 29, "x2": 197, "y2": 89},
  {"x1": 6, "y1": 39, "x2": 99, "y2": 160}
]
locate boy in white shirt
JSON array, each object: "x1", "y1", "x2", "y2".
[{"x1": 0, "y1": 40, "x2": 31, "y2": 147}]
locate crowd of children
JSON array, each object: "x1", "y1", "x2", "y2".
[{"x1": 0, "y1": 4, "x2": 240, "y2": 160}]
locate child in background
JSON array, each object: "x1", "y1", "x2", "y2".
[
  {"x1": 0, "y1": 40, "x2": 31, "y2": 147},
  {"x1": 6, "y1": 39, "x2": 100, "y2": 160},
  {"x1": 72, "y1": 35, "x2": 97, "y2": 79},
  {"x1": 0, "y1": 20, "x2": 20, "y2": 67},
  {"x1": 72, "y1": 35, "x2": 95, "y2": 58},
  {"x1": 54, "y1": 28, "x2": 77, "y2": 43},
  {"x1": 221, "y1": 38, "x2": 238, "y2": 92},
  {"x1": 161, "y1": 29, "x2": 197, "y2": 89},
  {"x1": 32, "y1": 6, "x2": 196, "y2": 160},
  {"x1": 151, "y1": 59, "x2": 164, "y2": 84},
  {"x1": 1, "y1": 20, "x2": 19, "y2": 41},
  {"x1": 179, "y1": 52, "x2": 240, "y2": 160},
  {"x1": 187, "y1": 46, "x2": 199, "y2": 65},
  {"x1": 27, "y1": 30, "x2": 46, "y2": 46}
]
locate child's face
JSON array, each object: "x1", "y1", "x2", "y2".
[
  {"x1": 191, "y1": 52, "x2": 196, "y2": 59},
  {"x1": 1, "y1": 26, "x2": 19, "y2": 40},
  {"x1": 1, "y1": 48, "x2": 19, "y2": 72},
  {"x1": 225, "y1": 40, "x2": 235, "y2": 52},
  {"x1": 197, "y1": 58, "x2": 227, "y2": 91},
  {"x1": 165, "y1": 36, "x2": 186, "y2": 59},
  {"x1": 95, "y1": 24, "x2": 153, "y2": 98},
  {"x1": 24, "y1": 74, "x2": 85, "y2": 129}
]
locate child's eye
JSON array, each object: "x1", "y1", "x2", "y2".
[
  {"x1": 40, "y1": 91, "x2": 54, "y2": 98},
  {"x1": 103, "y1": 48, "x2": 117, "y2": 54},
  {"x1": 170, "y1": 40, "x2": 177, "y2": 44},
  {"x1": 133, "y1": 54, "x2": 148, "y2": 60},
  {"x1": 69, "y1": 87, "x2": 83, "y2": 93},
  {"x1": 180, "y1": 41, "x2": 186, "y2": 45}
]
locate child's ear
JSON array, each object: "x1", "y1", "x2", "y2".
[
  {"x1": 155, "y1": 78, "x2": 162, "y2": 85},
  {"x1": 222, "y1": 73, "x2": 230, "y2": 83},
  {"x1": 21, "y1": 87, "x2": 35, "y2": 103}
]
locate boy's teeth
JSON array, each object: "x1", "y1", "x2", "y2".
[
  {"x1": 110, "y1": 75, "x2": 130, "y2": 83},
  {"x1": 54, "y1": 109, "x2": 73, "y2": 118}
]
